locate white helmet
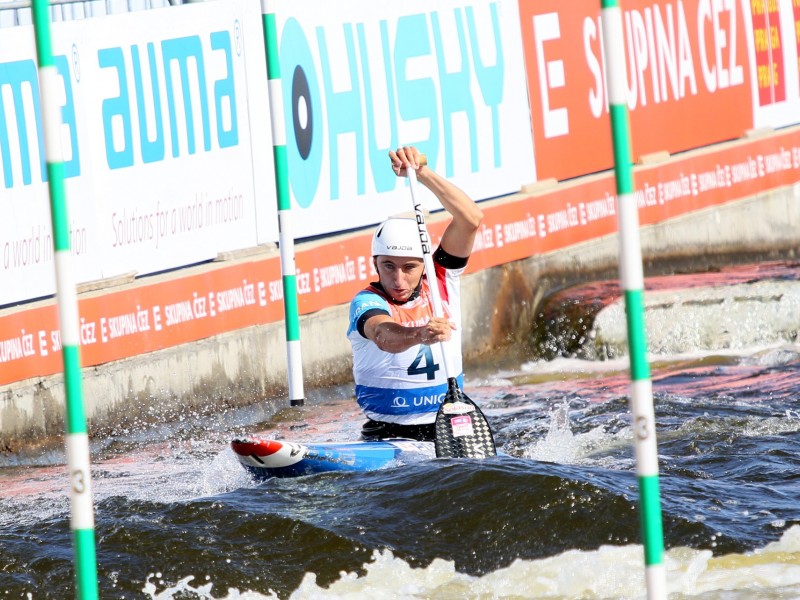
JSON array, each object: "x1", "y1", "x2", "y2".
[{"x1": 371, "y1": 218, "x2": 424, "y2": 258}]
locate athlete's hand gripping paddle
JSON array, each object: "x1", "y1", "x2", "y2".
[{"x1": 406, "y1": 156, "x2": 496, "y2": 459}]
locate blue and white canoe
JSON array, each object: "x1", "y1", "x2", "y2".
[{"x1": 231, "y1": 437, "x2": 436, "y2": 480}]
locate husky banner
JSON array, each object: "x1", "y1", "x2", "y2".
[{"x1": 272, "y1": 0, "x2": 536, "y2": 237}]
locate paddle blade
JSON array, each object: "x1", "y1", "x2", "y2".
[{"x1": 434, "y1": 379, "x2": 496, "y2": 458}]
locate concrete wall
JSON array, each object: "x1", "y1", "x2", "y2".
[{"x1": 1, "y1": 179, "x2": 798, "y2": 457}]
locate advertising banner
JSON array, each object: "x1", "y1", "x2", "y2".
[
  {"x1": 519, "y1": 0, "x2": 800, "y2": 182},
  {"x1": 0, "y1": 24, "x2": 103, "y2": 305},
  {"x1": 742, "y1": 0, "x2": 800, "y2": 127},
  {"x1": 274, "y1": 0, "x2": 536, "y2": 237},
  {"x1": 0, "y1": 0, "x2": 275, "y2": 307}
]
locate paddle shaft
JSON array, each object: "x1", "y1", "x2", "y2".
[
  {"x1": 406, "y1": 164, "x2": 456, "y2": 380},
  {"x1": 405, "y1": 157, "x2": 497, "y2": 458}
]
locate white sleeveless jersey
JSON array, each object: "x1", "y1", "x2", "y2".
[{"x1": 347, "y1": 262, "x2": 465, "y2": 425}]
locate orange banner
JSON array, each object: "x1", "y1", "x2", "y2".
[
  {"x1": 0, "y1": 261, "x2": 282, "y2": 386},
  {"x1": 519, "y1": 0, "x2": 753, "y2": 182}
]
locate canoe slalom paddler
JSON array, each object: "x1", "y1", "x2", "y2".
[{"x1": 346, "y1": 146, "x2": 483, "y2": 442}]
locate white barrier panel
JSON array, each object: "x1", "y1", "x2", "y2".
[
  {"x1": 0, "y1": 0, "x2": 276, "y2": 307},
  {"x1": 0, "y1": 24, "x2": 101, "y2": 305},
  {"x1": 1, "y1": 0, "x2": 535, "y2": 307},
  {"x1": 274, "y1": 0, "x2": 536, "y2": 237}
]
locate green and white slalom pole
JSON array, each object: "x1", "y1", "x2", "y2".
[
  {"x1": 31, "y1": 1, "x2": 99, "y2": 598},
  {"x1": 600, "y1": 2, "x2": 666, "y2": 598},
  {"x1": 261, "y1": 0, "x2": 304, "y2": 406}
]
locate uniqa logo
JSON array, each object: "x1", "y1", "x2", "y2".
[{"x1": 391, "y1": 393, "x2": 446, "y2": 409}]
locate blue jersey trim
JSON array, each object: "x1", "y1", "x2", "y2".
[
  {"x1": 356, "y1": 374, "x2": 465, "y2": 416},
  {"x1": 348, "y1": 290, "x2": 390, "y2": 336}
]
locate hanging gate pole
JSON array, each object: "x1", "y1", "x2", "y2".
[
  {"x1": 600, "y1": 1, "x2": 667, "y2": 598},
  {"x1": 261, "y1": 0, "x2": 304, "y2": 406},
  {"x1": 31, "y1": 1, "x2": 99, "y2": 597}
]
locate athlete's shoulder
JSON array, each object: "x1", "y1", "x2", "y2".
[{"x1": 350, "y1": 285, "x2": 389, "y2": 317}]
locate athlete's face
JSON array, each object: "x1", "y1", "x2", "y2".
[{"x1": 374, "y1": 256, "x2": 424, "y2": 302}]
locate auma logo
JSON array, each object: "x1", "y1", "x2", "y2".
[
  {"x1": 98, "y1": 30, "x2": 239, "y2": 170},
  {"x1": 0, "y1": 56, "x2": 80, "y2": 189}
]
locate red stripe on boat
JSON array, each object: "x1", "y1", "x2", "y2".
[{"x1": 231, "y1": 439, "x2": 283, "y2": 457}]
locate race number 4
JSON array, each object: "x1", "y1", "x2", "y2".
[{"x1": 407, "y1": 345, "x2": 440, "y2": 380}]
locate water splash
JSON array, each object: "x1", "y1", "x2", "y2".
[
  {"x1": 143, "y1": 573, "x2": 279, "y2": 599},
  {"x1": 518, "y1": 402, "x2": 631, "y2": 468}
]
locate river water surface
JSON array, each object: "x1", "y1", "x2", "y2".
[{"x1": 2, "y1": 261, "x2": 800, "y2": 599}]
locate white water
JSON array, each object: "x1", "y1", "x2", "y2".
[
  {"x1": 137, "y1": 402, "x2": 800, "y2": 600},
  {"x1": 7, "y1": 366, "x2": 800, "y2": 599},
  {"x1": 10, "y1": 273, "x2": 800, "y2": 599}
]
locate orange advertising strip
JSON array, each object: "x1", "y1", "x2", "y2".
[
  {"x1": 1, "y1": 130, "x2": 799, "y2": 388},
  {"x1": 519, "y1": 0, "x2": 753, "y2": 182},
  {"x1": 0, "y1": 261, "x2": 282, "y2": 387},
  {"x1": 636, "y1": 130, "x2": 800, "y2": 223}
]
